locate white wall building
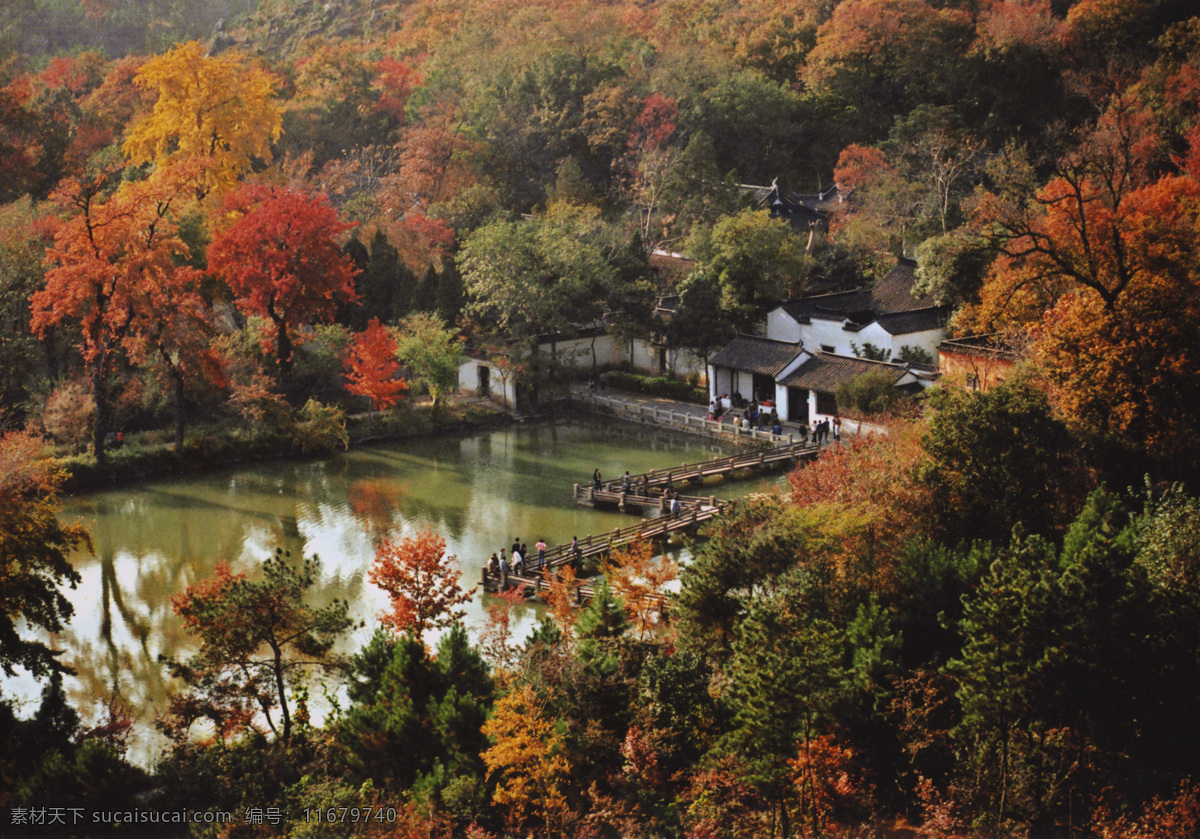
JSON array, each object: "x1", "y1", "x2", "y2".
[
  {"x1": 765, "y1": 258, "x2": 947, "y2": 362},
  {"x1": 706, "y1": 258, "x2": 945, "y2": 426}
]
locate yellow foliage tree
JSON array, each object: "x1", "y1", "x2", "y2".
[
  {"x1": 123, "y1": 41, "x2": 282, "y2": 195},
  {"x1": 481, "y1": 684, "x2": 571, "y2": 837}
]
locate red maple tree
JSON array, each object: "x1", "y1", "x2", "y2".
[
  {"x1": 367, "y1": 529, "x2": 475, "y2": 640},
  {"x1": 207, "y1": 184, "x2": 359, "y2": 386},
  {"x1": 343, "y1": 317, "x2": 408, "y2": 410}
]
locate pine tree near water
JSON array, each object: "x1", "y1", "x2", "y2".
[
  {"x1": 0, "y1": 431, "x2": 88, "y2": 678},
  {"x1": 165, "y1": 549, "x2": 353, "y2": 744}
]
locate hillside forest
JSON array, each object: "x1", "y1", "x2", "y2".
[{"x1": 4, "y1": 0, "x2": 1200, "y2": 837}]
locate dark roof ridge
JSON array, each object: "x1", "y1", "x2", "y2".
[
  {"x1": 732, "y1": 331, "x2": 802, "y2": 346},
  {"x1": 815, "y1": 350, "x2": 909, "y2": 369}
]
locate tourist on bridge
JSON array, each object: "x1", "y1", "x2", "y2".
[
  {"x1": 641, "y1": 474, "x2": 649, "y2": 496},
  {"x1": 671, "y1": 497, "x2": 682, "y2": 519},
  {"x1": 773, "y1": 420, "x2": 783, "y2": 435},
  {"x1": 511, "y1": 546, "x2": 523, "y2": 575},
  {"x1": 571, "y1": 535, "x2": 580, "y2": 560},
  {"x1": 499, "y1": 549, "x2": 509, "y2": 576},
  {"x1": 536, "y1": 538, "x2": 547, "y2": 570},
  {"x1": 622, "y1": 471, "x2": 632, "y2": 493},
  {"x1": 488, "y1": 553, "x2": 499, "y2": 576},
  {"x1": 593, "y1": 469, "x2": 602, "y2": 489}
]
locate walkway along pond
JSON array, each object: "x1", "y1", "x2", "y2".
[{"x1": 480, "y1": 433, "x2": 821, "y2": 610}]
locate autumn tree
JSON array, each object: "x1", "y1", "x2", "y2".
[
  {"x1": 342, "y1": 317, "x2": 408, "y2": 411},
  {"x1": 123, "y1": 40, "x2": 282, "y2": 196},
  {"x1": 166, "y1": 549, "x2": 353, "y2": 744},
  {"x1": 966, "y1": 93, "x2": 1200, "y2": 470},
  {"x1": 367, "y1": 529, "x2": 475, "y2": 641},
  {"x1": 30, "y1": 164, "x2": 202, "y2": 461},
  {"x1": 804, "y1": 0, "x2": 976, "y2": 141},
  {"x1": 602, "y1": 538, "x2": 678, "y2": 639},
  {"x1": 0, "y1": 431, "x2": 89, "y2": 678},
  {"x1": 481, "y1": 683, "x2": 572, "y2": 837},
  {"x1": 206, "y1": 184, "x2": 359, "y2": 392}
]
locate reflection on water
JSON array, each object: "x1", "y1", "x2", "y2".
[{"x1": 6, "y1": 417, "x2": 782, "y2": 764}]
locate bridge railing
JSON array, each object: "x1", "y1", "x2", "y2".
[{"x1": 575, "y1": 392, "x2": 796, "y2": 447}]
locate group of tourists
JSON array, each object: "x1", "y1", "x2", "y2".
[
  {"x1": 487, "y1": 536, "x2": 549, "y2": 578},
  {"x1": 708, "y1": 397, "x2": 783, "y2": 435},
  {"x1": 805, "y1": 416, "x2": 841, "y2": 444},
  {"x1": 488, "y1": 534, "x2": 584, "y2": 581}
]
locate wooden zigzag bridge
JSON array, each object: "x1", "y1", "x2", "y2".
[{"x1": 480, "y1": 439, "x2": 820, "y2": 610}]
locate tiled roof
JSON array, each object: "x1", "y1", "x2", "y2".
[
  {"x1": 870, "y1": 258, "x2": 939, "y2": 313},
  {"x1": 743, "y1": 181, "x2": 834, "y2": 231},
  {"x1": 776, "y1": 258, "x2": 947, "y2": 333},
  {"x1": 876, "y1": 309, "x2": 949, "y2": 335},
  {"x1": 709, "y1": 334, "x2": 804, "y2": 376},
  {"x1": 938, "y1": 335, "x2": 1021, "y2": 361},
  {"x1": 779, "y1": 352, "x2": 910, "y2": 393},
  {"x1": 780, "y1": 290, "x2": 872, "y2": 323}
]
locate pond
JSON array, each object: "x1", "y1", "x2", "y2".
[{"x1": 7, "y1": 416, "x2": 787, "y2": 764}]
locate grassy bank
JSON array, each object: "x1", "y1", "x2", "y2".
[{"x1": 58, "y1": 399, "x2": 512, "y2": 492}]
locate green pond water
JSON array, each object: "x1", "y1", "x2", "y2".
[{"x1": 7, "y1": 416, "x2": 786, "y2": 764}]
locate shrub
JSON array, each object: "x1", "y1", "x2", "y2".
[
  {"x1": 603, "y1": 370, "x2": 706, "y2": 404},
  {"x1": 835, "y1": 370, "x2": 908, "y2": 417},
  {"x1": 291, "y1": 399, "x2": 349, "y2": 453},
  {"x1": 43, "y1": 381, "x2": 94, "y2": 451}
]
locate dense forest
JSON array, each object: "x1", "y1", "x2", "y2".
[{"x1": 4, "y1": 0, "x2": 1200, "y2": 836}]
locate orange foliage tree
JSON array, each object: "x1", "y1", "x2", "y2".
[
  {"x1": 541, "y1": 561, "x2": 582, "y2": 642},
  {"x1": 367, "y1": 529, "x2": 475, "y2": 640},
  {"x1": 30, "y1": 163, "x2": 203, "y2": 461},
  {"x1": 602, "y1": 537, "x2": 678, "y2": 639},
  {"x1": 968, "y1": 92, "x2": 1200, "y2": 468},
  {"x1": 343, "y1": 317, "x2": 408, "y2": 410},
  {"x1": 789, "y1": 733, "x2": 864, "y2": 835},
  {"x1": 787, "y1": 423, "x2": 932, "y2": 591},
  {"x1": 207, "y1": 184, "x2": 359, "y2": 389},
  {"x1": 166, "y1": 550, "x2": 353, "y2": 743},
  {"x1": 481, "y1": 683, "x2": 571, "y2": 837},
  {"x1": 477, "y1": 585, "x2": 527, "y2": 677}
]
